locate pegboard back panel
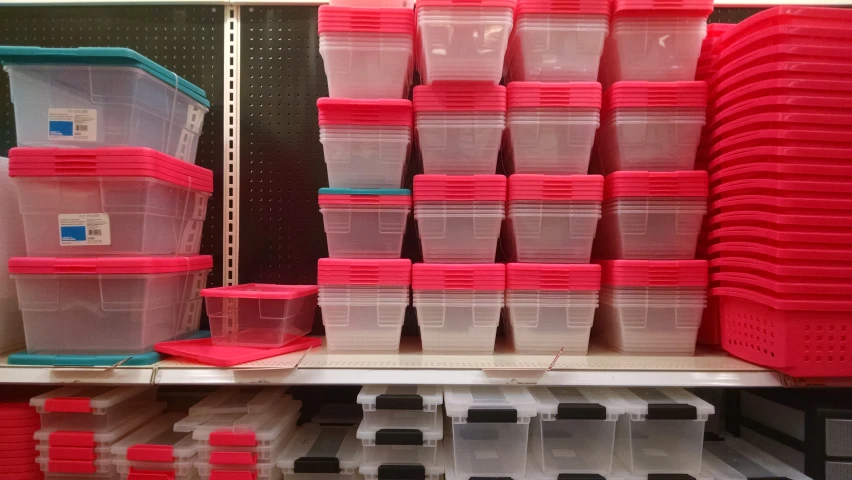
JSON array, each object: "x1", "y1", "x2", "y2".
[{"x1": 0, "y1": 5, "x2": 225, "y2": 289}]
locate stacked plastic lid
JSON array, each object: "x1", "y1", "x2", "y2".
[
  {"x1": 703, "y1": 6, "x2": 852, "y2": 378},
  {"x1": 111, "y1": 413, "x2": 197, "y2": 479},
  {"x1": 277, "y1": 424, "x2": 362, "y2": 480},
  {"x1": 31, "y1": 386, "x2": 165, "y2": 478},
  {"x1": 701, "y1": 436, "x2": 811, "y2": 480},
  {"x1": 695, "y1": 23, "x2": 735, "y2": 83},
  {"x1": 0, "y1": 402, "x2": 41, "y2": 480},
  {"x1": 317, "y1": 6, "x2": 415, "y2": 99}
]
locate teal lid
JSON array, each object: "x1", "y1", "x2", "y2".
[
  {"x1": 319, "y1": 188, "x2": 411, "y2": 195},
  {"x1": 8, "y1": 350, "x2": 164, "y2": 366},
  {"x1": 0, "y1": 46, "x2": 210, "y2": 108}
]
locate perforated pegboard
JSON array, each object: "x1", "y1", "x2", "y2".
[{"x1": 0, "y1": 5, "x2": 225, "y2": 290}]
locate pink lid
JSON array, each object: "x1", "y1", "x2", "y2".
[
  {"x1": 708, "y1": 146, "x2": 852, "y2": 173},
  {"x1": 417, "y1": 0, "x2": 514, "y2": 8},
  {"x1": 507, "y1": 82, "x2": 602, "y2": 109},
  {"x1": 201, "y1": 284, "x2": 318, "y2": 300},
  {"x1": 599, "y1": 260, "x2": 708, "y2": 287},
  {"x1": 127, "y1": 445, "x2": 174, "y2": 463},
  {"x1": 412, "y1": 263, "x2": 505, "y2": 290},
  {"x1": 210, "y1": 431, "x2": 256, "y2": 447},
  {"x1": 318, "y1": 193, "x2": 412, "y2": 206},
  {"x1": 602, "y1": 81, "x2": 707, "y2": 115},
  {"x1": 604, "y1": 171, "x2": 708, "y2": 199},
  {"x1": 715, "y1": 34, "x2": 852, "y2": 75},
  {"x1": 710, "y1": 256, "x2": 852, "y2": 279},
  {"x1": 210, "y1": 451, "x2": 258, "y2": 465},
  {"x1": 706, "y1": 22, "x2": 734, "y2": 39},
  {"x1": 709, "y1": 95, "x2": 852, "y2": 133},
  {"x1": 44, "y1": 398, "x2": 91, "y2": 413},
  {"x1": 318, "y1": 6, "x2": 415, "y2": 35},
  {"x1": 317, "y1": 259, "x2": 411, "y2": 286},
  {"x1": 8, "y1": 256, "x2": 213, "y2": 275},
  {"x1": 707, "y1": 129, "x2": 852, "y2": 160},
  {"x1": 711, "y1": 62, "x2": 852, "y2": 99},
  {"x1": 715, "y1": 6, "x2": 852, "y2": 53},
  {"x1": 413, "y1": 84, "x2": 506, "y2": 112},
  {"x1": 709, "y1": 112, "x2": 852, "y2": 146},
  {"x1": 508, "y1": 174, "x2": 603, "y2": 201},
  {"x1": 515, "y1": 0, "x2": 610, "y2": 17},
  {"x1": 414, "y1": 175, "x2": 507, "y2": 202},
  {"x1": 506, "y1": 263, "x2": 601, "y2": 291},
  {"x1": 613, "y1": 0, "x2": 712, "y2": 17},
  {"x1": 317, "y1": 98, "x2": 413, "y2": 127},
  {"x1": 711, "y1": 78, "x2": 852, "y2": 116},
  {"x1": 708, "y1": 240, "x2": 852, "y2": 263},
  {"x1": 9, "y1": 147, "x2": 214, "y2": 193}
]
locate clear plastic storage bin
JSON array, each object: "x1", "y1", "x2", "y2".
[
  {"x1": 319, "y1": 189, "x2": 411, "y2": 259},
  {"x1": 504, "y1": 82, "x2": 602, "y2": 175},
  {"x1": 277, "y1": 424, "x2": 362, "y2": 480},
  {"x1": 318, "y1": 6, "x2": 414, "y2": 99},
  {"x1": 311, "y1": 404, "x2": 364, "y2": 427},
  {"x1": 357, "y1": 386, "x2": 443, "y2": 430},
  {"x1": 318, "y1": 259, "x2": 411, "y2": 352},
  {"x1": 9, "y1": 147, "x2": 213, "y2": 257},
  {"x1": 203, "y1": 284, "x2": 318, "y2": 347},
  {"x1": 528, "y1": 387, "x2": 623, "y2": 475},
  {"x1": 413, "y1": 85, "x2": 506, "y2": 175},
  {"x1": 31, "y1": 386, "x2": 156, "y2": 432},
  {"x1": 594, "y1": 171, "x2": 708, "y2": 260},
  {"x1": 0, "y1": 47, "x2": 210, "y2": 163},
  {"x1": 111, "y1": 413, "x2": 196, "y2": 475},
  {"x1": 357, "y1": 407, "x2": 444, "y2": 465},
  {"x1": 506, "y1": 264, "x2": 601, "y2": 355},
  {"x1": 189, "y1": 387, "x2": 290, "y2": 417},
  {"x1": 415, "y1": 0, "x2": 514, "y2": 84},
  {"x1": 318, "y1": 98, "x2": 413, "y2": 189},
  {"x1": 413, "y1": 175, "x2": 506, "y2": 264},
  {"x1": 701, "y1": 436, "x2": 811, "y2": 480},
  {"x1": 506, "y1": 174, "x2": 603, "y2": 263},
  {"x1": 198, "y1": 460, "x2": 282, "y2": 480},
  {"x1": 610, "y1": 388, "x2": 714, "y2": 475},
  {"x1": 10, "y1": 256, "x2": 211, "y2": 354},
  {"x1": 444, "y1": 386, "x2": 537, "y2": 480},
  {"x1": 360, "y1": 442, "x2": 445, "y2": 480},
  {"x1": 598, "y1": 0, "x2": 712, "y2": 87},
  {"x1": 595, "y1": 260, "x2": 708, "y2": 356},
  {"x1": 595, "y1": 82, "x2": 707, "y2": 175},
  {"x1": 413, "y1": 264, "x2": 505, "y2": 354}
]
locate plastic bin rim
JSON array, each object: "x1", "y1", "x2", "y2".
[
  {"x1": 9, "y1": 255, "x2": 214, "y2": 275},
  {"x1": 201, "y1": 283, "x2": 319, "y2": 300}
]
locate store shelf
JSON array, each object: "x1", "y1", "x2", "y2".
[{"x1": 0, "y1": 351, "x2": 156, "y2": 384}]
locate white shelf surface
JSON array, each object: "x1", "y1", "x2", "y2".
[{"x1": 0, "y1": 350, "x2": 156, "y2": 384}]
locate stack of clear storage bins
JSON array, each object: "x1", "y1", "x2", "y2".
[
  {"x1": 278, "y1": 424, "x2": 363, "y2": 480},
  {"x1": 111, "y1": 413, "x2": 198, "y2": 480}
]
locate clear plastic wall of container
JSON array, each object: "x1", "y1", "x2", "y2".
[
  {"x1": 357, "y1": 386, "x2": 443, "y2": 430},
  {"x1": 506, "y1": 290, "x2": 599, "y2": 355},
  {"x1": 701, "y1": 437, "x2": 811, "y2": 480},
  {"x1": 505, "y1": 108, "x2": 601, "y2": 175},
  {"x1": 414, "y1": 290, "x2": 504, "y2": 354},
  {"x1": 277, "y1": 424, "x2": 362, "y2": 480},
  {"x1": 414, "y1": 203, "x2": 505, "y2": 263},
  {"x1": 320, "y1": 203, "x2": 411, "y2": 259},
  {"x1": 31, "y1": 386, "x2": 157, "y2": 432},
  {"x1": 319, "y1": 285, "x2": 409, "y2": 352},
  {"x1": 189, "y1": 387, "x2": 290, "y2": 416}
]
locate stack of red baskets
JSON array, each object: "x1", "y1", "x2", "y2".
[
  {"x1": 0, "y1": 402, "x2": 41, "y2": 480},
  {"x1": 704, "y1": 6, "x2": 852, "y2": 378}
]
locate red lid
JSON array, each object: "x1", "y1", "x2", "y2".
[
  {"x1": 201, "y1": 284, "x2": 318, "y2": 300},
  {"x1": 417, "y1": 0, "x2": 515, "y2": 8},
  {"x1": 508, "y1": 174, "x2": 603, "y2": 201},
  {"x1": 709, "y1": 95, "x2": 852, "y2": 132},
  {"x1": 709, "y1": 112, "x2": 852, "y2": 146},
  {"x1": 413, "y1": 84, "x2": 506, "y2": 112},
  {"x1": 0, "y1": 417, "x2": 40, "y2": 429},
  {"x1": 602, "y1": 81, "x2": 707, "y2": 116},
  {"x1": 715, "y1": 6, "x2": 852, "y2": 52},
  {"x1": 507, "y1": 82, "x2": 602, "y2": 109},
  {"x1": 317, "y1": 259, "x2": 411, "y2": 286},
  {"x1": 613, "y1": 0, "x2": 712, "y2": 18},
  {"x1": 706, "y1": 22, "x2": 734, "y2": 39},
  {"x1": 48, "y1": 431, "x2": 95, "y2": 447},
  {"x1": 48, "y1": 446, "x2": 97, "y2": 461},
  {"x1": 9, "y1": 147, "x2": 214, "y2": 194},
  {"x1": 515, "y1": 0, "x2": 610, "y2": 17},
  {"x1": 707, "y1": 129, "x2": 852, "y2": 160},
  {"x1": 317, "y1": 98, "x2": 413, "y2": 127},
  {"x1": 414, "y1": 175, "x2": 507, "y2": 202},
  {"x1": 708, "y1": 146, "x2": 852, "y2": 173},
  {"x1": 128, "y1": 469, "x2": 177, "y2": 480},
  {"x1": 714, "y1": 34, "x2": 852, "y2": 76},
  {"x1": 9, "y1": 256, "x2": 213, "y2": 275},
  {"x1": 708, "y1": 240, "x2": 852, "y2": 263},
  {"x1": 599, "y1": 260, "x2": 708, "y2": 287},
  {"x1": 318, "y1": 192, "x2": 412, "y2": 206},
  {"x1": 318, "y1": 6, "x2": 415, "y2": 35},
  {"x1": 710, "y1": 256, "x2": 852, "y2": 279},
  {"x1": 711, "y1": 78, "x2": 852, "y2": 116},
  {"x1": 209, "y1": 431, "x2": 257, "y2": 447},
  {"x1": 209, "y1": 451, "x2": 258, "y2": 465},
  {"x1": 0, "y1": 403, "x2": 37, "y2": 418},
  {"x1": 412, "y1": 263, "x2": 505, "y2": 290},
  {"x1": 127, "y1": 444, "x2": 174, "y2": 463},
  {"x1": 711, "y1": 62, "x2": 852, "y2": 100},
  {"x1": 603, "y1": 171, "x2": 708, "y2": 199},
  {"x1": 506, "y1": 263, "x2": 601, "y2": 291},
  {"x1": 44, "y1": 397, "x2": 90, "y2": 413},
  {"x1": 209, "y1": 471, "x2": 258, "y2": 480},
  {"x1": 707, "y1": 225, "x2": 851, "y2": 246}
]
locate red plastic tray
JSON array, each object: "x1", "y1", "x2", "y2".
[
  {"x1": 708, "y1": 224, "x2": 852, "y2": 246},
  {"x1": 710, "y1": 78, "x2": 852, "y2": 115},
  {"x1": 709, "y1": 95, "x2": 852, "y2": 132}
]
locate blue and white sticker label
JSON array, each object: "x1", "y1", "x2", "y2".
[
  {"x1": 59, "y1": 214, "x2": 111, "y2": 246},
  {"x1": 48, "y1": 109, "x2": 97, "y2": 141}
]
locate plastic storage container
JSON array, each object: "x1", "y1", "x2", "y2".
[
  {"x1": 111, "y1": 413, "x2": 196, "y2": 476},
  {"x1": 702, "y1": 436, "x2": 811, "y2": 480},
  {"x1": 318, "y1": 259, "x2": 411, "y2": 352},
  {"x1": 413, "y1": 175, "x2": 506, "y2": 264},
  {"x1": 598, "y1": 0, "x2": 713, "y2": 87},
  {"x1": 412, "y1": 264, "x2": 505, "y2": 354},
  {"x1": 506, "y1": 0, "x2": 610, "y2": 82},
  {"x1": 10, "y1": 255, "x2": 211, "y2": 354},
  {"x1": 357, "y1": 407, "x2": 444, "y2": 465},
  {"x1": 318, "y1": 98, "x2": 413, "y2": 189},
  {"x1": 318, "y1": 6, "x2": 415, "y2": 99},
  {"x1": 415, "y1": 0, "x2": 514, "y2": 84},
  {"x1": 198, "y1": 460, "x2": 282, "y2": 480},
  {"x1": 505, "y1": 82, "x2": 602, "y2": 175},
  {"x1": 506, "y1": 174, "x2": 603, "y2": 263},
  {"x1": 0, "y1": 47, "x2": 210, "y2": 162},
  {"x1": 413, "y1": 85, "x2": 506, "y2": 175},
  {"x1": 189, "y1": 387, "x2": 290, "y2": 416},
  {"x1": 174, "y1": 398, "x2": 301, "y2": 449},
  {"x1": 506, "y1": 263, "x2": 601, "y2": 355},
  {"x1": 311, "y1": 404, "x2": 364, "y2": 427},
  {"x1": 360, "y1": 443, "x2": 445, "y2": 480},
  {"x1": 528, "y1": 387, "x2": 624, "y2": 475},
  {"x1": 443, "y1": 386, "x2": 537, "y2": 480},
  {"x1": 595, "y1": 82, "x2": 707, "y2": 175},
  {"x1": 195, "y1": 409, "x2": 299, "y2": 464},
  {"x1": 357, "y1": 386, "x2": 443, "y2": 430},
  {"x1": 610, "y1": 388, "x2": 714, "y2": 475},
  {"x1": 319, "y1": 188, "x2": 411, "y2": 259},
  {"x1": 202, "y1": 284, "x2": 318, "y2": 347},
  {"x1": 9, "y1": 147, "x2": 213, "y2": 257},
  {"x1": 594, "y1": 171, "x2": 708, "y2": 260},
  {"x1": 31, "y1": 386, "x2": 156, "y2": 432},
  {"x1": 277, "y1": 424, "x2": 362, "y2": 480},
  {"x1": 595, "y1": 260, "x2": 708, "y2": 355}
]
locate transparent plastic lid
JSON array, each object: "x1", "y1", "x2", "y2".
[
  {"x1": 110, "y1": 413, "x2": 196, "y2": 463},
  {"x1": 610, "y1": 388, "x2": 715, "y2": 421},
  {"x1": 311, "y1": 404, "x2": 364, "y2": 427},
  {"x1": 359, "y1": 440, "x2": 445, "y2": 477},
  {"x1": 529, "y1": 387, "x2": 625, "y2": 421},
  {"x1": 701, "y1": 436, "x2": 811, "y2": 480},
  {"x1": 175, "y1": 398, "x2": 302, "y2": 444},
  {"x1": 277, "y1": 424, "x2": 362, "y2": 474},
  {"x1": 188, "y1": 387, "x2": 290, "y2": 416},
  {"x1": 31, "y1": 386, "x2": 155, "y2": 414},
  {"x1": 356, "y1": 406, "x2": 444, "y2": 445},
  {"x1": 358, "y1": 386, "x2": 444, "y2": 412},
  {"x1": 35, "y1": 403, "x2": 166, "y2": 446},
  {"x1": 443, "y1": 386, "x2": 537, "y2": 424},
  {"x1": 608, "y1": 458, "x2": 713, "y2": 480}
]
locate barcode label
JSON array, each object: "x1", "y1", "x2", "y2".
[
  {"x1": 75, "y1": 124, "x2": 88, "y2": 132},
  {"x1": 88, "y1": 229, "x2": 102, "y2": 236},
  {"x1": 59, "y1": 214, "x2": 111, "y2": 246},
  {"x1": 48, "y1": 108, "x2": 97, "y2": 141}
]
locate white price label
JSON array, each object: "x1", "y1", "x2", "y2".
[
  {"x1": 48, "y1": 108, "x2": 97, "y2": 141},
  {"x1": 59, "y1": 214, "x2": 111, "y2": 246}
]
